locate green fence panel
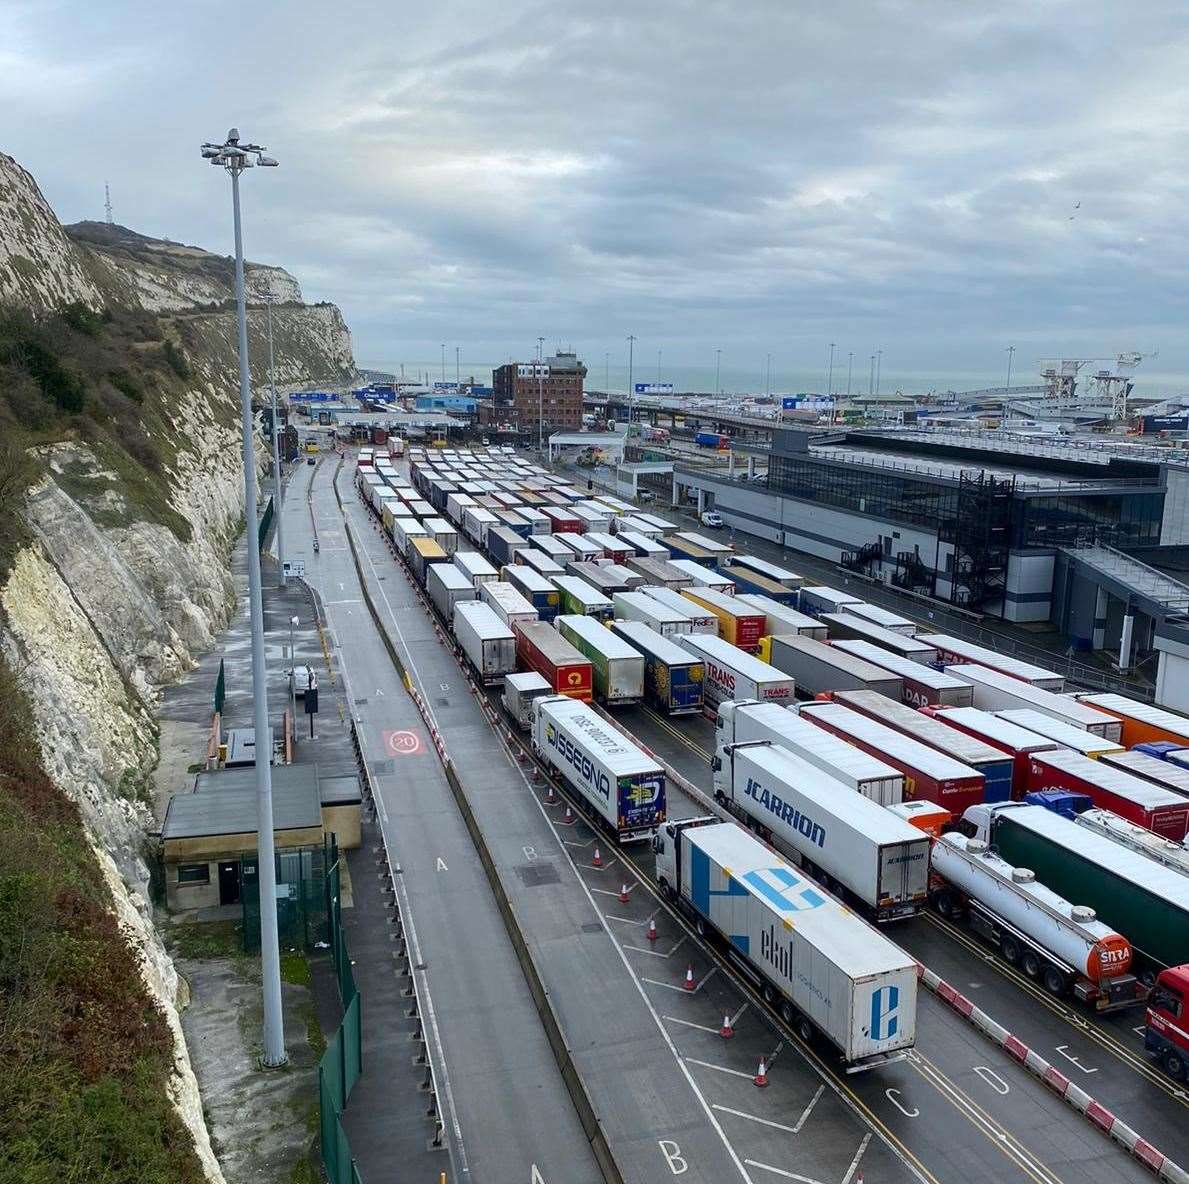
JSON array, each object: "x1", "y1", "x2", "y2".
[
  {"x1": 319, "y1": 1066, "x2": 339, "y2": 1183},
  {"x1": 335, "y1": 1118, "x2": 353, "y2": 1184},
  {"x1": 344, "y1": 992, "x2": 362, "y2": 1096},
  {"x1": 258, "y1": 496, "x2": 274, "y2": 553}
]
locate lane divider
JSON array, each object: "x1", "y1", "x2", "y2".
[{"x1": 919, "y1": 964, "x2": 1189, "y2": 1184}]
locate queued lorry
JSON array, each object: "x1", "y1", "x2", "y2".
[
  {"x1": 552, "y1": 575, "x2": 614, "y2": 621},
  {"x1": 929, "y1": 830, "x2": 1144, "y2": 1010},
  {"x1": 453, "y1": 601, "x2": 517, "y2": 685},
  {"x1": 831, "y1": 640, "x2": 973, "y2": 709},
  {"x1": 608, "y1": 620, "x2": 705, "y2": 716},
  {"x1": 680, "y1": 587, "x2": 766, "y2": 651},
  {"x1": 1020, "y1": 749, "x2": 1189, "y2": 839},
  {"x1": 531, "y1": 694, "x2": 665, "y2": 842},
  {"x1": 736, "y1": 595, "x2": 826, "y2": 641},
  {"x1": 799, "y1": 700, "x2": 986, "y2": 816},
  {"x1": 960, "y1": 803, "x2": 1189, "y2": 980},
  {"x1": 760, "y1": 634, "x2": 902, "y2": 700},
  {"x1": 1076, "y1": 694, "x2": 1189, "y2": 750},
  {"x1": 830, "y1": 690, "x2": 1014, "y2": 803},
  {"x1": 426, "y1": 561, "x2": 477, "y2": 624},
  {"x1": 556, "y1": 615, "x2": 645, "y2": 706},
  {"x1": 641, "y1": 585, "x2": 718, "y2": 634},
  {"x1": 716, "y1": 741, "x2": 930, "y2": 920},
  {"x1": 924, "y1": 706, "x2": 1058, "y2": 798},
  {"x1": 516, "y1": 622, "x2": 593, "y2": 701},
  {"x1": 653, "y1": 818, "x2": 918, "y2": 1068},
  {"x1": 713, "y1": 700, "x2": 904, "y2": 806},
  {"x1": 917, "y1": 633, "x2": 1065, "y2": 690},
  {"x1": 675, "y1": 633, "x2": 795, "y2": 710}
]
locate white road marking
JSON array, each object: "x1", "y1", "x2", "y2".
[
  {"x1": 790, "y1": 1085, "x2": 825, "y2": 1133},
  {"x1": 973, "y1": 1065, "x2": 1010, "y2": 1094},
  {"x1": 1054, "y1": 1045, "x2": 1098, "y2": 1074},
  {"x1": 663, "y1": 1015, "x2": 723, "y2": 1035},
  {"x1": 624, "y1": 936, "x2": 686, "y2": 959},
  {"x1": 643, "y1": 967, "x2": 716, "y2": 994},
  {"x1": 436, "y1": 857, "x2": 449, "y2": 872},
  {"x1": 684, "y1": 1057, "x2": 758, "y2": 1081},
  {"x1": 730, "y1": 1002, "x2": 749, "y2": 1028},
  {"x1": 743, "y1": 1162, "x2": 823, "y2": 1184},
  {"x1": 602, "y1": 912, "x2": 657, "y2": 926},
  {"x1": 712, "y1": 1105, "x2": 804, "y2": 1135},
  {"x1": 841, "y1": 1134, "x2": 872, "y2": 1184}
]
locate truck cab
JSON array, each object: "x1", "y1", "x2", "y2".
[
  {"x1": 1146, "y1": 966, "x2": 1189, "y2": 1080},
  {"x1": 653, "y1": 816, "x2": 717, "y2": 902}
]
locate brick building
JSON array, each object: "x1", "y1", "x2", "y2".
[{"x1": 485, "y1": 351, "x2": 587, "y2": 437}]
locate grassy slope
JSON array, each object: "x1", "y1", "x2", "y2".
[
  {"x1": 0, "y1": 657, "x2": 205, "y2": 1184},
  {"x1": 0, "y1": 301, "x2": 227, "y2": 1182}
]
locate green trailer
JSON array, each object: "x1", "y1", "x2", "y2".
[
  {"x1": 556, "y1": 615, "x2": 644, "y2": 706},
  {"x1": 990, "y1": 805, "x2": 1189, "y2": 978}
]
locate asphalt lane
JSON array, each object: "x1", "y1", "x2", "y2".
[
  {"x1": 283, "y1": 460, "x2": 604, "y2": 1184},
  {"x1": 618, "y1": 702, "x2": 1160, "y2": 1184}
]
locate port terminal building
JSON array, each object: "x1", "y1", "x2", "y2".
[{"x1": 673, "y1": 428, "x2": 1189, "y2": 706}]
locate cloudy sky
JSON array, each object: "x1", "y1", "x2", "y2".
[{"x1": 5, "y1": 0, "x2": 1189, "y2": 393}]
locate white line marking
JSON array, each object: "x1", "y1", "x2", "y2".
[
  {"x1": 685, "y1": 1057, "x2": 757, "y2": 1081},
  {"x1": 731, "y1": 1002, "x2": 749, "y2": 1027},
  {"x1": 624, "y1": 934, "x2": 687, "y2": 959},
  {"x1": 790, "y1": 1085, "x2": 825, "y2": 1133},
  {"x1": 743, "y1": 1160, "x2": 823, "y2": 1183},
  {"x1": 712, "y1": 1105, "x2": 803, "y2": 1135},
  {"x1": 841, "y1": 1134, "x2": 872, "y2": 1184},
  {"x1": 602, "y1": 911, "x2": 658, "y2": 926},
  {"x1": 643, "y1": 966, "x2": 716, "y2": 994},
  {"x1": 663, "y1": 1015, "x2": 722, "y2": 1035}
]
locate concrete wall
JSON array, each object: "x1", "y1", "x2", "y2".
[
  {"x1": 1161, "y1": 469, "x2": 1189, "y2": 545},
  {"x1": 322, "y1": 804, "x2": 361, "y2": 850},
  {"x1": 1155, "y1": 622, "x2": 1189, "y2": 711},
  {"x1": 1003, "y1": 551, "x2": 1054, "y2": 623}
]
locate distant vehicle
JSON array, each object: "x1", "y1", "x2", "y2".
[
  {"x1": 699, "y1": 510, "x2": 724, "y2": 528},
  {"x1": 481, "y1": 436, "x2": 490, "y2": 445},
  {"x1": 307, "y1": 456, "x2": 316, "y2": 465},
  {"x1": 635, "y1": 489, "x2": 655, "y2": 504},
  {"x1": 695, "y1": 431, "x2": 730, "y2": 449},
  {"x1": 288, "y1": 665, "x2": 315, "y2": 696}
]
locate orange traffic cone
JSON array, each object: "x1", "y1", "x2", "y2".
[
  {"x1": 754, "y1": 1057, "x2": 769, "y2": 1087},
  {"x1": 683, "y1": 964, "x2": 695, "y2": 991},
  {"x1": 618, "y1": 882, "x2": 631, "y2": 904},
  {"x1": 592, "y1": 846, "x2": 603, "y2": 867},
  {"x1": 646, "y1": 917, "x2": 658, "y2": 942},
  {"x1": 720, "y1": 1013, "x2": 734, "y2": 1039},
  {"x1": 562, "y1": 804, "x2": 574, "y2": 824}
]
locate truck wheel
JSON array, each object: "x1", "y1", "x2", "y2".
[
  {"x1": 933, "y1": 891, "x2": 954, "y2": 918},
  {"x1": 1022, "y1": 952, "x2": 1041, "y2": 979},
  {"x1": 659, "y1": 878, "x2": 675, "y2": 902},
  {"x1": 1163, "y1": 1049, "x2": 1187, "y2": 1081},
  {"x1": 1042, "y1": 967, "x2": 1067, "y2": 996},
  {"x1": 762, "y1": 984, "x2": 775, "y2": 1006},
  {"x1": 780, "y1": 1000, "x2": 795, "y2": 1025},
  {"x1": 796, "y1": 1016, "x2": 814, "y2": 1043},
  {"x1": 1000, "y1": 937, "x2": 1021, "y2": 964},
  {"x1": 695, "y1": 916, "x2": 706, "y2": 939}
]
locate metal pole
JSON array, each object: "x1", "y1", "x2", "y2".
[
  {"x1": 627, "y1": 335, "x2": 636, "y2": 426},
  {"x1": 267, "y1": 297, "x2": 285, "y2": 588},
  {"x1": 876, "y1": 350, "x2": 882, "y2": 396},
  {"x1": 537, "y1": 336, "x2": 545, "y2": 452},
  {"x1": 231, "y1": 164, "x2": 286, "y2": 1068},
  {"x1": 289, "y1": 617, "x2": 297, "y2": 725},
  {"x1": 846, "y1": 351, "x2": 853, "y2": 397},
  {"x1": 440, "y1": 343, "x2": 446, "y2": 383},
  {"x1": 715, "y1": 349, "x2": 721, "y2": 396},
  {"x1": 1005, "y1": 345, "x2": 1015, "y2": 391},
  {"x1": 869, "y1": 354, "x2": 875, "y2": 397},
  {"x1": 455, "y1": 345, "x2": 460, "y2": 387},
  {"x1": 827, "y1": 342, "x2": 835, "y2": 399},
  {"x1": 657, "y1": 348, "x2": 662, "y2": 384}
]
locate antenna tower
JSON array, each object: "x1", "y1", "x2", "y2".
[{"x1": 104, "y1": 182, "x2": 113, "y2": 225}]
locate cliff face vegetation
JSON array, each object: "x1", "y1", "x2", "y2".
[{"x1": 0, "y1": 149, "x2": 355, "y2": 1183}]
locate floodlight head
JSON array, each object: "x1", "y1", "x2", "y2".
[
  {"x1": 258, "y1": 155, "x2": 279, "y2": 168},
  {"x1": 201, "y1": 147, "x2": 221, "y2": 159},
  {"x1": 227, "y1": 127, "x2": 240, "y2": 143}
]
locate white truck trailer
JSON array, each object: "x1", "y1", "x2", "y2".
[
  {"x1": 641, "y1": 585, "x2": 718, "y2": 634},
  {"x1": 453, "y1": 601, "x2": 517, "y2": 684},
  {"x1": 426, "y1": 561, "x2": 477, "y2": 624},
  {"x1": 503, "y1": 671, "x2": 554, "y2": 730},
  {"x1": 530, "y1": 695, "x2": 665, "y2": 842},
  {"x1": 713, "y1": 700, "x2": 904, "y2": 805},
  {"x1": 674, "y1": 633, "x2": 795, "y2": 709},
  {"x1": 718, "y1": 741, "x2": 929, "y2": 919},
  {"x1": 654, "y1": 818, "x2": 918, "y2": 1067}
]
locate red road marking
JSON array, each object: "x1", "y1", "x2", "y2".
[{"x1": 383, "y1": 729, "x2": 424, "y2": 756}]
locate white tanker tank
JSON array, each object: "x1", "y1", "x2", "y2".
[
  {"x1": 930, "y1": 832, "x2": 1143, "y2": 1011},
  {"x1": 1073, "y1": 808, "x2": 1189, "y2": 878}
]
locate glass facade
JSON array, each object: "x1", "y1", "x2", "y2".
[
  {"x1": 769, "y1": 455, "x2": 957, "y2": 529},
  {"x1": 768, "y1": 454, "x2": 1164, "y2": 548}
]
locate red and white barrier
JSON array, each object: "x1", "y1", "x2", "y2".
[{"x1": 918, "y1": 964, "x2": 1189, "y2": 1183}]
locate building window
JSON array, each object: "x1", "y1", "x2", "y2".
[{"x1": 177, "y1": 863, "x2": 210, "y2": 885}]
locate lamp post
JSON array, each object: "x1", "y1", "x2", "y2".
[
  {"x1": 537, "y1": 336, "x2": 546, "y2": 453},
  {"x1": 455, "y1": 345, "x2": 460, "y2": 388},
  {"x1": 875, "y1": 349, "x2": 883, "y2": 396},
  {"x1": 265, "y1": 295, "x2": 285, "y2": 588},
  {"x1": 1005, "y1": 345, "x2": 1015, "y2": 391},
  {"x1": 846, "y1": 351, "x2": 853, "y2": 397},
  {"x1": 627, "y1": 335, "x2": 636, "y2": 426},
  {"x1": 289, "y1": 615, "x2": 298, "y2": 725},
  {"x1": 200, "y1": 127, "x2": 286, "y2": 1068},
  {"x1": 869, "y1": 354, "x2": 876, "y2": 397},
  {"x1": 715, "y1": 349, "x2": 722, "y2": 396},
  {"x1": 827, "y1": 342, "x2": 835, "y2": 399},
  {"x1": 440, "y1": 343, "x2": 446, "y2": 383}
]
